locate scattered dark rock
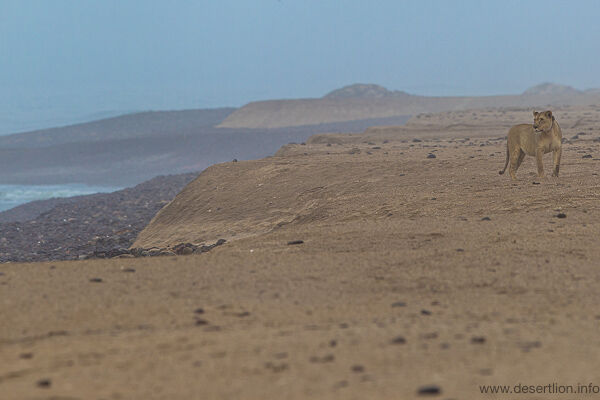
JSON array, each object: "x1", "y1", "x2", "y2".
[
  {"x1": 195, "y1": 319, "x2": 209, "y2": 326},
  {"x1": 172, "y1": 243, "x2": 196, "y2": 255},
  {"x1": 582, "y1": 154, "x2": 593, "y2": 158},
  {"x1": 89, "y1": 278, "x2": 103, "y2": 283},
  {"x1": 329, "y1": 340, "x2": 337, "y2": 347},
  {"x1": 194, "y1": 308, "x2": 205, "y2": 314},
  {"x1": 287, "y1": 240, "x2": 304, "y2": 245},
  {"x1": 19, "y1": 352, "x2": 33, "y2": 359},
  {"x1": 412, "y1": 138, "x2": 422, "y2": 143},
  {"x1": 556, "y1": 213, "x2": 567, "y2": 218},
  {"x1": 421, "y1": 309, "x2": 432, "y2": 315},
  {"x1": 417, "y1": 385, "x2": 441, "y2": 396},
  {"x1": 391, "y1": 336, "x2": 406, "y2": 345},
  {"x1": 36, "y1": 379, "x2": 52, "y2": 388},
  {"x1": 122, "y1": 268, "x2": 136, "y2": 273},
  {"x1": 481, "y1": 217, "x2": 491, "y2": 221},
  {"x1": 391, "y1": 301, "x2": 407, "y2": 307},
  {"x1": 235, "y1": 311, "x2": 251, "y2": 317},
  {"x1": 420, "y1": 332, "x2": 438, "y2": 340},
  {"x1": 520, "y1": 340, "x2": 542, "y2": 352},
  {"x1": 232, "y1": 159, "x2": 238, "y2": 162},
  {"x1": 471, "y1": 336, "x2": 486, "y2": 344},
  {"x1": 426, "y1": 153, "x2": 437, "y2": 159},
  {"x1": 351, "y1": 365, "x2": 365, "y2": 373},
  {"x1": 264, "y1": 361, "x2": 288, "y2": 373},
  {"x1": 126, "y1": 239, "x2": 227, "y2": 259},
  {"x1": 309, "y1": 354, "x2": 335, "y2": 363},
  {"x1": 456, "y1": 248, "x2": 464, "y2": 252}
]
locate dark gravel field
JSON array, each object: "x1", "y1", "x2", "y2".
[{"x1": 0, "y1": 172, "x2": 198, "y2": 263}]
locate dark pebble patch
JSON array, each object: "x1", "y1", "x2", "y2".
[
  {"x1": 122, "y1": 268, "x2": 136, "y2": 273},
  {"x1": 309, "y1": 354, "x2": 335, "y2": 363},
  {"x1": 582, "y1": 154, "x2": 593, "y2": 158},
  {"x1": 427, "y1": 153, "x2": 437, "y2": 159},
  {"x1": 194, "y1": 308, "x2": 205, "y2": 314},
  {"x1": 36, "y1": 379, "x2": 51, "y2": 388},
  {"x1": 391, "y1": 301, "x2": 407, "y2": 308},
  {"x1": 481, "y1": 216, "x2": 491, "y2": 221},
  {"x1": 235, "y1": 311, "x2": 251, "y2": 317},
  {"x1": 471, "y1": 336, "x2": 486, "y2": 344},
  {"x1": 391, "y1": 336, "x2": 406, "y2": 345},
  {"x1": 89, "y1": 278, "x2": 103, "y2": 283},
  {"x1": 556, "y1": 213, "x2": 567, "y2": 218},
  {"x1": 287, "y1": 240, "x2": 304, "y2": 245},
  {"x1": 417, "y1": 385, "x2": 441, "y2": 396},
  {"x1": 421, "y1": 309, "x2": 432, "y2": 315},
  {"x1": 195, "y1": 319, "x2": 209, "y2": 326},
  {"x1": 351, "y1": 365, "x2": 365, "y2": 373}
]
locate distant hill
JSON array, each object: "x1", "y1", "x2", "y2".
[
  {"x1": 218, "y1": 83, "x2": 600, "y2": 129},
  {"x1": 323, "y1": 83, "x2": 411, "y2": 99},
  {"x1": 522, "y1": 82, "x2": 582, "y2": 96}
]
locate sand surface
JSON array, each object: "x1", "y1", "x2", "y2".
[{"x1": 3, "y1": 106, "x2": 600, "y2": 399}]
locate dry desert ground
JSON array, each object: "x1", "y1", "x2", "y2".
[{"x1": 2, "y1": 106, "x2": 600, "y2": 399}]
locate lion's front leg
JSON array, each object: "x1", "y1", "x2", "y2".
[
  {"x1": 536, "y1": 148, "x2": 545, "y2": 178},
  {"x1": 552, "y1": 147, "x2": 562, "y2": 177}
]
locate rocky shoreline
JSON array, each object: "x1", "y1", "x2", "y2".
[{"x1": 0, "y1": 172, "x2": 201, "y2": 263}]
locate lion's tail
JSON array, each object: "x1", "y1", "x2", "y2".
[{"x1": 499, "y1": 141, "x2": 509, "y2": 175}]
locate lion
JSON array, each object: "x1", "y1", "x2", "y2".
[{"x1": 499, "y1": 110, "x2": 562, "y2": 180}]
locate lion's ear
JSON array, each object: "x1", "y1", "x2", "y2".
[
  {"x1": 545, "y1": 110, "x2": 553, "y2": 118},
  {"x1": 533, "y1": 111, "x2": 538, "y2": 116}
]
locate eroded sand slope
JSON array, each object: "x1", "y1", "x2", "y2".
[{"x1": 3, "y1": 106, "x2": 600, "y2": 399}]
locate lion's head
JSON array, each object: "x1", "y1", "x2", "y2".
[{"x1": 533, "y1": 110, "x2": 553, "y2": 133}]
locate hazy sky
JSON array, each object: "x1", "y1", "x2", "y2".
[{"x1": 1, "y1": 0, "x2": 600, "y2": 133}]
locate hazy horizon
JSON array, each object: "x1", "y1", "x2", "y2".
[{"x1": 2, "y1": 0, "x2": 600, "y2": 134}]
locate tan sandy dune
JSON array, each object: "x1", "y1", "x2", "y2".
[{"x1": 3, "y1": 106, "x2": 600, "y2": 399}]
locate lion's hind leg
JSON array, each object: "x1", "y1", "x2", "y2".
[
  {"x1": 508, "y1": 146, "x2": 522, "y2": 180},
  {"x1": 515, "y1": 150, "x2": 526, "y2": 170},
  {"x1": 552, "y1": 147, "x2": 562, "y2": 177}
]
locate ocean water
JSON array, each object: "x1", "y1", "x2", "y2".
[{"x1": 0, "y1": 184, "x2": 122, "y2": 212}]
